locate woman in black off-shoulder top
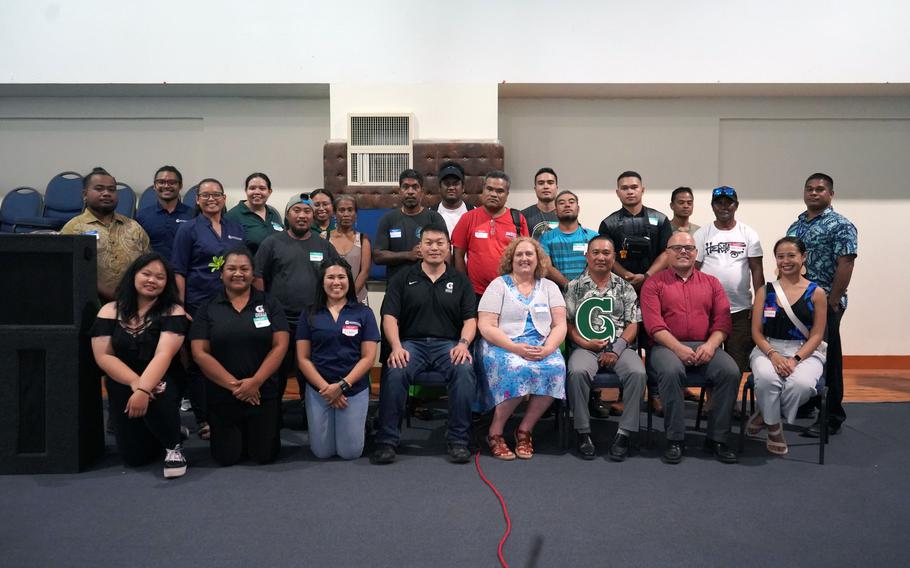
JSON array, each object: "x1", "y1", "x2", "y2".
[{"x1": 91, "y1": 252, "x2": 189, "y2": 478}]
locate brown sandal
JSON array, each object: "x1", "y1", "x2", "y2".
[
  {"x1": 514, "y1": 430, "x2": 534, "y2": 459},
  {"x1": 487, "y1": 435, "x2": 516, "y2": 461}
]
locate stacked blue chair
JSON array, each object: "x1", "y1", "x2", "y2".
[
  {"x1": 354, "y1": 207, "x2": 392, "y2": 280},
  {"x1": 33, "y1": 171, "x2": 84, "y2": 230},
  {"x1": 182, "y1": 185, "x2": 198, "y2": 208},
  {"x1": 137, "y1": 185, "x2": 157, "y2": 211},
  {"x1": 0, "y1": 187, "x2": 43, "y2": 233},
  {"x1": 115, "y1": 183, "x2": 136, "y2": 218}
]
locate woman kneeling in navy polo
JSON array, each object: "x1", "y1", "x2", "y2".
[
  {"x1": 296, "y1": 258, "x2": 379, "y2": 459},
  {"x1": 190, "y1": 247, "x2": 289, "y2": 465}
]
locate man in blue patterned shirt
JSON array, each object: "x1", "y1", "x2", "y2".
[{"x1": 787, "y1": 172, "x2": 857, "y2": 436}]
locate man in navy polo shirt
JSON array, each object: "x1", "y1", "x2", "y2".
[
  {"x1": 136, "y1": 165, "x2": 194, "y2": 259},
  {"x1": 372, "y1": 222, "x2": 477, "y2": 465}
]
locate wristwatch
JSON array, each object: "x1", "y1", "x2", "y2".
[
  {"x1": 793, "y1": 354, "x2": 802, "y2": 362},
  {"x1": 458, "y1": 338, "x2": 469, "y2": 345},
  {"x1": 338, "y1": 379, "x2": 352, "y2": 394}
]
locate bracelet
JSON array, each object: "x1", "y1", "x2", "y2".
[
  {"x1": 766, "y1": 349, "x2": 778, "y2": 358},
  {"x1": 135, "y1": 387, "x2": 152, "y2": 396}
]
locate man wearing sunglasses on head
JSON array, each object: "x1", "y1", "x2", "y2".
[
  {"x1": 641, "y1": 232, "x2": 741, "y2": 465},
  {"x1": 693, "y1": 186, "x2": 765, "y2": 376}
]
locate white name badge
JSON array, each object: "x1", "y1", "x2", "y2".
[
  {"x1": 272, "y1": 222, "x2": 283, "y2": 231},
  {"x1": 389, "y1": 228, "x2": 402, "y2": 239},
  {"x1": 548, "y1": 221, "x2": 559, "y2": 229},
  {"x1": 82, "y1": 230, "x2": 100, "y2": 240},
  {"x1": 474, "y1": 231, "x2": 489, "y2": 239},
  {"x1": 253, "y1": 307, "x2": 271, "y2": 328},
  {"x1": 533, "y1": 305, "x2": 550, "y2": 313},
  {"x1": 648, "y1": 216, "x2": 659, "y2": 226},
  {"x1": 309, "y1": 251, "x2": 324, "y2": 262},
  {"x1": 764, "y1": 307, "x2": 778, "y2": 318},
  {"x1": 572, "y1": 243, "x2": 588, "y2": 253},
  {"x1": 342, "y1": 324, "x2": 360, "y2": 337}
]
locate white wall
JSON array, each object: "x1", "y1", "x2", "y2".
[
  {"x1": 0, "y1": 97, "x2": 330, "y2": 208},
  {"x1": 2, "y1": 1, "x2": 908, "y2": 84},
  {"x1": 329, "y1": 84, "x2": 498, "y2": 140},
  {"x1": 500, "y1": 97, "x2": 910, "y2": 355}
]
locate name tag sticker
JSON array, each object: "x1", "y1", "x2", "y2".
[
  {"x1": 648, "y1": 215, "x2": 659, "y2": 226},
  {"x1": 271, "y1": 222, "x2": 283, "y2": 231},
  {"x1": 474, "y1": 231, "x2": 489, "y2": 239},
  {"x1": 82, "y1": 230, "x2": 100, "y2": 240},
  {"x1": 342, "y1": 324, "x2": 360, "y2": 337},
  {"x1": 228, "y1": 235, "x2": 243, "y2": 241},
  {"x1": 533, "y1": 305, "x2": 550, "y2": 313},
  {"x1": 548, "y1": 221, "x2": 559, "y2": 229},
  {"x1": 309, "y1": 251, "x2": 324, "y2": 262},
  {"x1": 572, "y1": 243, "x2": 588, "y2": 253},
  {"x1": 389, "y1": 228, "x2": 402, "y2": 239},
  {"x1": 764, "y1": 307, "x2": 777, "y2": 318},
  {"x1": 176, "y1": 219, "x2": 188, "y2": 223},
  {"x1": 505, "y1": 232, "x2": 517, "y2": 238}
]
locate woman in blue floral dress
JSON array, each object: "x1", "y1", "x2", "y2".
[{"x1": 478, "y1": 237, "x2": 567, "y2": 460}]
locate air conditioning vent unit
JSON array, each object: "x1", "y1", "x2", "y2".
[{"x1": 347, "y1": 113, "x2": 413, "y2": 185}]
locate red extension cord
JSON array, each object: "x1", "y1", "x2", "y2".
[{"x1": 474, "y1": 450, "x2": 512, "y2": 568}]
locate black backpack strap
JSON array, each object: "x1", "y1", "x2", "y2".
[{"x1": 510, "y1": 208, "x2": 522, "y2": 236}]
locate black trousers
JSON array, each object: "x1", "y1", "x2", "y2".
[
  {"x1": 825, "y1": 305, "x2": 846, "y2": 426},
  {"x1": 106, "y1": 377, "x2": 181, "y2": 467},
  {"x1": 208, "y1": 397, "x2": 280, "y2": 466}
]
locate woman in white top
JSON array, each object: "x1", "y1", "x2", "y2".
[{"x1": 478, "y1": 237, "x2": 567, "y2": 460}]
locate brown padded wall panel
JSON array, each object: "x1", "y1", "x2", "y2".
[{"x1": 324, "y1": 141, "x2": 503, "y2": 210}]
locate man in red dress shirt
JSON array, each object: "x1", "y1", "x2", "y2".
[{"x1": 641, "y1": 232, "x2": 740, "y2": 465}]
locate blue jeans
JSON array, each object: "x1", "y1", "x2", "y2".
[
  {"x1": 304, "y1": 387, "x2": 369, "y2": 460},
  {"x1": 376, "y1": 338, "x2": 476, "y2": 446}
]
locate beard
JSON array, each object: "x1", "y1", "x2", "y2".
[
  {"x1": 557, "y1": 213, "x2": 577, "y2": 223},
  {"x1": 289, "y1": 224, "x2": 310, "y2": 238}
]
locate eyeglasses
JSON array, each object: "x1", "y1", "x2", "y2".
[
  {"x1": 154, "y1": 179, "x2": 180, "y2": 187},
  {"x1": 198, "y1": 192, "x2": 225, "y2": 201},
  {"x1": 712, "y1": 186, "x2": 736, "y2": 198},
  {"x1": 667, "y1": 245, "x2": 696, "y2": 253}
]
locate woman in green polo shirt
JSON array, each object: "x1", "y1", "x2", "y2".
[{"x1": 225, "y1": 172, "x2": 284, "y2": 254}]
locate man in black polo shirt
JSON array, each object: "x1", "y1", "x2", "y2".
[
  {"x1": 372, "y1": 222, "x2": 477, "y2": 465},
  {"x1": 373, "y1": 169, "x2": 445, "y2": 282}
]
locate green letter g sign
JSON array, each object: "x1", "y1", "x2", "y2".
[{"x1": 576, "y1": 296, "x2": 616, "y2": 342}]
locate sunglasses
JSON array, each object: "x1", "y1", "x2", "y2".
[{"x1": 712, "y1": 186, "x2": 736, "y2": 198}]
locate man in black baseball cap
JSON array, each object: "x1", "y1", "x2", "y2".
[{"x1": 432, "y1": 161, "x2": 474, "y2": 236}]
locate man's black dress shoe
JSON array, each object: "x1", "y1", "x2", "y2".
[
  {"x1": 703, "y1": 439, "x2": 738, "y2": 464},
  {"x1": 447, "y1": 444, "x2": 472, "y2": 464},
  {"x1": 662, "y1": 440, "x2": 683, "y2": 464},
  {"x1": 803, "y1": 420, "x2": 841, "y2": 438},
  {"x1": 608, "y1": 432, "x2": 630, "y2": 462},
  {"x1": 577, "y1": 433, "x2": 596, "y2": 460}
]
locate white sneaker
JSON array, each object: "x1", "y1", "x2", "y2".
[
  {"x1": 180, "y1": 398, "x2": 192, "y2": 412},
  {"x1": 163, "y1": 445, "x2": 187, "y2": 478}
]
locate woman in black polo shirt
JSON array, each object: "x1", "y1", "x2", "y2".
[
  {"x1": 297, "y1": 259, "x2": 379, "y2": 459},
  {"x1": 190, "y1": 247, "x2": 289, "y2": 465}
]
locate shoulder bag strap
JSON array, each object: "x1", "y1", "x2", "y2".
[{"x1": 771, "y1": 280, "x2": 811, "y2": 339}]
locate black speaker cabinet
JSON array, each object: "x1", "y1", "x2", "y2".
[{"x1": 0, "y1": 234, "x2": 104, "y2": 473}]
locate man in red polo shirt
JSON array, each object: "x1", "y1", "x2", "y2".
[
  {"x1": 452, "y1": 170, "x2": 529, "y2": 298},
  {"x1": 641, "y1": 232, "x2": 740, "y2": 465}
]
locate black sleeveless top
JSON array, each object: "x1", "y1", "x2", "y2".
[
  {"x1": 760, "y1": 281, "x2": 818, "y2": 341},
  {"x1": 91, "y1": 314, "x2": 189, "y2": 377}
]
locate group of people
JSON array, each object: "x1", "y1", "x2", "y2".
[{"x1": 61, "y1": 161, "x2": 856, "y2": 478}]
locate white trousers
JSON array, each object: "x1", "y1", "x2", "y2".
[{"x1": 749, "y1": 339, "x2": 823, "y2": 426}]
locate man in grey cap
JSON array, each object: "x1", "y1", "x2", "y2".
[
  {"x1": 254, "y1": 192, "x2": 341, "y2": 384},
  {"x1": 431, "y1": 161, "x2": 474, "y2": 237}
]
